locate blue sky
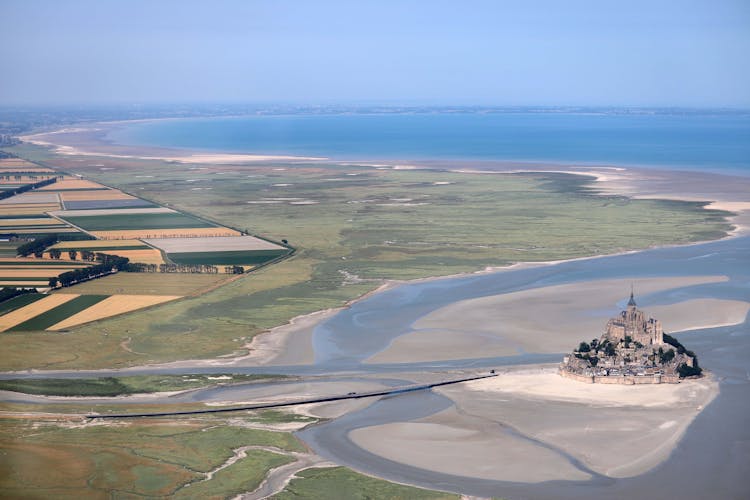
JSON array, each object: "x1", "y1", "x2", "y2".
[{"x1": 1, "y1": 0, "x2": 748, "y2": 107}]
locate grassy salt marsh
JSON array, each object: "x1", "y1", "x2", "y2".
[
  {"x1": 0, "y1": 148, "x2": 733, "y2": 370},
  {"x1": 0, "y1": 418, "x2": 304, "y2": 499},
  {"x1": 0, "y1": 373, "x2": 287, "y2": 396}
]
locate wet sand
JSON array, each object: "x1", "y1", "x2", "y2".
[
  {"x1": 21, "y1": 126, "x2": 324, "y2": 163},
  {"x1": 366, "y1": 275, "x2": 749, "y2": 364},
  {"x1": 348, "y1": 365, "x2": 718, "y2": 481}
]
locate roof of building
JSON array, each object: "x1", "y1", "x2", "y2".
[{"x1": 627, "y1": 287, "x2": 637, "y2": 307}]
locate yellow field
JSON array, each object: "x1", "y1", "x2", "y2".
[
  {"x1": 0, "y1": 257, "x2": 87, "y2": 265},
  {"x1": 39, "y1": 179, "x2": 107, "y2": 191},
  {"x1": 5, "y1": 228, "x2": 79, "y2": 234},
  {"x1": 104, "y1": 248, "x2": 166, "y2": 265},
  {"x1": 0, "y1": 266, "x2": 88, "y2": 272},
  {"x1": 0, "y1": 268, "x2": 86, "y2": 278},
  {"x1": 49, "y1": 239, "x2": 145, "y2": 249},
  {"x1": 0, "y1": 176, "x2": 56, "y2": 184},
  {"x1": 59, "y1": 190, "x2": 135, "y2": 201},
  {"x1": 47, "y1": 294, "x2": 182, "y2": 330},
  {"x1": 0, "y1": 280, "x2": 49, "y2": 286},
  {"x1": 0, "y1": 294, "x2": 79, "y2": 332},
  {"x1": 0, "y1": 203, "x2": 61, "y2": 216},
  {"x1": 0, "y1": 158, "x2": 36, "y2": 165},
  {"x1": 91, "y1": 227, "x2": 242, "y2": 239},
  {"x1": 0, "y1": 218, "x2": 62, "y2": 226}
]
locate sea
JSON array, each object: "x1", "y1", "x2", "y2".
[{"x1": 106, "y1": 111, "x2": 750, "y2": 175}]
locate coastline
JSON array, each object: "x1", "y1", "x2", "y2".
[
  {"x1": 3, "y1": 124, "x2": 749, "y2": 495},
  {"x1": 6, "y1": 119, "x2": 750, "y2": 371},
  {"x1": 18, "y1": 120, "x2": 750, "y2": 237}
]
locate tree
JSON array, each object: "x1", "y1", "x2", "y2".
[
  {"x1": 48, "y1": 277, "x2": 58, "y2": 288},
  {"x1": 81, "y1": 250, "x2": 94, "y2": 261},
  {"x1": 577, "y1": 342, "x2": 590, "y2": 353},
  {"x1": 68, "y1": 250, "x2": 78, "y2": 260},
  {"x1": 49, "y1": 248, "x2": 61, "y2": 259},
  {"x1": 604, "y1": 343, "x2": 616, "y2": 357}
]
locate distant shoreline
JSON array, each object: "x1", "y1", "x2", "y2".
[
  {"x1": 19, "y1": 119, "x2": 750, "y2": 240},
  {"x1": 19, "y1": 114, "x2": 750, "y2": 175}
]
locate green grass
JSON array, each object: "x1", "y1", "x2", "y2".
[
  {"x1": 10, "y1": 295, "x2": 109, "y2": 331},
  {"x1": 175, "y1": 449, "x2": 295, "y2": 499},
  {"x1": 0, "y1": 373, "x2": 287, "y2": 396},
  {"x1": 0, "y1": 293, "x2": 44, "y2": 315},
  {"x1": 0, "y1": 418, "x2": 305, "y2": 499},
  {"x1": 273, "y1": 466, "x2": 459, "y2": 499},
  {"x1": 59, "y1": 212, "x2": 216, "y2": 231},
  {"x1": 168, "y1": 249, "x2": 290, "y2": 265}
]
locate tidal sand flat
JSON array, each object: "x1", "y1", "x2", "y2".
[
  {"x1": 366, "y1": 275, "x2": 748, "y2": 363},
  {"x1": 444, "y1": 367, "x2": 718, "y2": 478},
  {"x1": 349, "y1": 366, "x2": 718, "y2": 483}
]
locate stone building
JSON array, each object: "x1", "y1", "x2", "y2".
[
  {"x1": 559, "y1": 290, "x2": 701, "y2": 384},
  {"x1": 604, "y1": 290, "x2": 663, "y2": 346}
]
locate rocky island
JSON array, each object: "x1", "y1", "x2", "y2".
[{"x1": 560, "y1": 290, "x2": 703, "y2": 384}]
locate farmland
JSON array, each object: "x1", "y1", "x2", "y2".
[
  {"x1": 50, "y1": 272, "x2": 231, "y2": 295},
  {"x1": 58, "y1": 211, "x2": 216, "y2": 231},
  {"x1": 91, "y1": 227, "x2": 242, "y2": 239},
  {"x1": 168, "y1": 249, "x2": 288, "y2": 265},
  {"x1": 48, "y1": 294, "x2": 181, "y2": 330},
  {"x1": 10, "y1": 295, "x2": 109, "y2": 331},
  {"x1": 0, "y1": 294, "x2": 79, "y2": 331},
  {"x1": 0, "y1": 159, "x2": 269, "y2": 334},
  {"x1": 144, "y1": 235, "x2": 289, "y2": 266}
]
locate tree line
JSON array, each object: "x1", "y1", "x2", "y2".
[
  {"x1": 49, "y1": 253, "x2": 130, "y2": 288},
  {"x1": 0, "y1": 176, "x2": 58, "y2": 201}
]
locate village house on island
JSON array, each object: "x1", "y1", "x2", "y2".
[{"x1": 560, "y1": 290, "x2": 702, "y2": 384}]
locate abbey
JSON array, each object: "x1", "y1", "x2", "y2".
[
  {"x1": 560, "y1": 291, "x2": 702, "y2": 384},
  {"x1": 605, "y1": 292, "x2": 663, "y2": 346}
]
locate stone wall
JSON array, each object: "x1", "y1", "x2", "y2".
[{"x1": 559, "y1": 367, "x2": 680, "y2": 385}]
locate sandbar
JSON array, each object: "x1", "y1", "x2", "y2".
[
  {"x1": 366, "y1": 275, "x2": 749, "y2": 364},
  {"x1": 349, "y1": 365, "x2": 719, "y2": 482}
]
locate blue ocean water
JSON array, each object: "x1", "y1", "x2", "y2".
[{"x1": 107, "y1": 112, "x2": 750, "y2": 175}]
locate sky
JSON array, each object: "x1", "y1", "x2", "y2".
[{"x1": 1, "y1": 0, "x2": 749, "y2": 107}]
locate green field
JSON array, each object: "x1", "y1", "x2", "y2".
[
  {"x1": 50, "y1": 272, "x2": 230, "y2": 295},
  {"x1": 274, "y1": 467, "x2": 459, "y2": 499},
  {"x1": 168, "y1": 248, "x2": 290, "y2": 265},
  {"x1": 0, "y1": 293, "x2": 44, "y2": 315},
  {"x1": 10, "y1": 295, "x2": 108, "y2": 331},
  {"x1": 59, "y1": 212, "x2": 216, "y2": 231},
  {"x1": 0, "y1": 373, "x2": 287, "y2": 396}
]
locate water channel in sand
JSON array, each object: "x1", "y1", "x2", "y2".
[
  {"x1": 2, "y1": 236, "x2": 748, "y2": 498},
  {"x1": 299, "y1": 234, "x2": 750, "y2": 499}
]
